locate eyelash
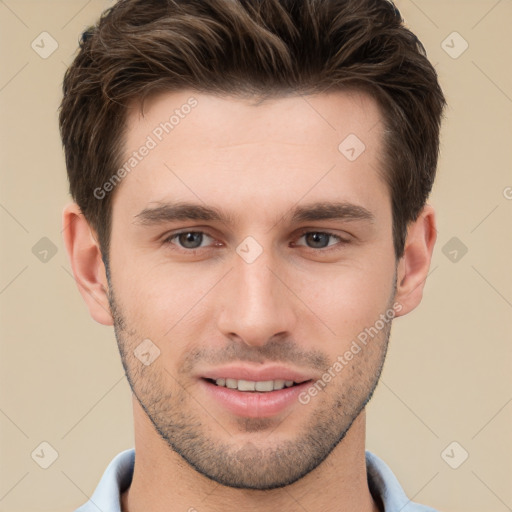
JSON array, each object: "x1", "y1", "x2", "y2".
[{"x1": 162, "y1": 229, "x2": 350, "y2": 254}]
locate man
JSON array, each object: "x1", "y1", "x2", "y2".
[{"x1": 60, "y1": 0, "x2": 445, "y2": 510}]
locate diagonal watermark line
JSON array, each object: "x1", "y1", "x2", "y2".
[
  {"x1": 61, "y1": 374, "x2": 125, "y2": 439},
  {"x1": 266, "y1": 164, "x2": 337, "y2": 234},
  {"x1": 405, "y1": 265, "x2": 439, "y2": 299},
  {"x1": 61, "y1": 0, "x2": 92, "y2": 29},
  {"x1": 266, "y1": 266, "x2": 336, "y2": 336},
  {"x1": 472, "y1": 396, "x2": 512, "y2": 439},
  {"x1": 472, "y1": 61, "x2": 512, "y2": 104},
  {"x1": 197, "y1": 481, "x2": 222, "y2": 505},
  {"x1": 61, "y1": 219, "x2": 72, "y2": 235},
  {"x1": 0, "y1": 62, "x2": 29, "y2": 93},
  {"x1": 470, "y1": 204, "x2": 499, "y2": 233},
  {"x1": 261, "y1": 407, "x2": 295, "y2": 440},
  {"x1": 408, "y1": 0, "x2": 439, "y2": 28},
  {"x1": 299, "y1": 93, "x2": 337, "y2": 131},
  {"x1": 0, "y1": 203, "x2": 29, "y2": 233},
  {"x1": 398, "y1": 472, "x2": 439, "y2": 512},
  {"x1": 472, "y1": 0, "x2": 503, "y2": 30},
  {"x1": 283, "y1": 487, "x2": 312, "y2": 512},
  {"x1": 61, "y1": 471, "x2": 104, "y2": 512},
  {"x1": 164, "y1": 164, "x2": 201, "y2": 199},
  {"x1": 471, "y1": 265, "x2": 512, "y2": 309},
  {"x1": 472, "y1": 471, "x2": 512, "y2": 511},
  {"x1": 0, "y1": 472, "x2": 29, "y2": 502},
  {"x1": 0, "y1": 407, "x2": 29, "y2": 438},
  {"x1": 0, "y1": 0, "x2": 29, "y2": 28},
  {"x1": 60, "y1": 265, "x2": 112, "y2": 315},
  {"x1": 381, "y1": 380, "x2": 439, "y2": 438},
  {"x1": 368, "y1": 118, "x2": 383, "y2": 134},
  {"x1": 0, "y1": 265, "x2": 28, "y2": 295},
  {"x1": 163, "y1": 267, "x2": 234, "y2": 337},
  {"x1": 163, "y1": 367, "x2": 233, "y2": 437}
]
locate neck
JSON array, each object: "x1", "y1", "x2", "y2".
[{"x1": 122, "y1": 397, "x2": 380, "y2": 512}]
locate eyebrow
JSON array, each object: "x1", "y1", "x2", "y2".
[{"x1": 133, "y1": 200, "x2": 375, "y2": 227}]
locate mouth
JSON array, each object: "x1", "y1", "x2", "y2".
[
  {"x1": 199, "y1": 374, "x2": 314, "y2": 418},
  {"x1": 197, "y1": 364, "x2": 317, "y2": 418},
  {"x1": 202, "y1": 377, "x2": 311, "y2": 392}
]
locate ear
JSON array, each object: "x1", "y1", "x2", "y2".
[
  {"x1": 394, "y1": 204, "x2": 437, "y2": 317},
  {"x1": 62, "y1": 202, "x2": 113, "y2": 326}
]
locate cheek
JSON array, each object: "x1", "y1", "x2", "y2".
[
  {"x1": 116, "y1": 264, "x2": 217, "y2": 336},
  {"x1": 111, "y1": 233, "x2": 396, "y2": 346},
  {"x1": 295, "y1": 259, "x2": 395, "y2": 342}
]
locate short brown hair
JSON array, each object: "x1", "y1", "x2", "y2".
[{"x1": 59, "y1": 0, "x2": 445, "y2": 262}]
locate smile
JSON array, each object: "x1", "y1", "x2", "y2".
[{"x1": 207, "y1": 378, "x2": 304, "y2": 392}]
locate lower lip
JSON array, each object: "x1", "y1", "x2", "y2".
[{"x1": 200, "y1": 379, "x2": 312, "y2": 418}]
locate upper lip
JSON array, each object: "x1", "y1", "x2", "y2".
[{"x1": 200, "y1": 364, "x2": 315, "y2": 384}]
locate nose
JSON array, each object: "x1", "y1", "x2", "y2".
[{"x1": 217, "y1": 247, "x2": 298, "y2": 348}]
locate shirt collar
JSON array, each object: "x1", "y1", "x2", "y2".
[{"x1": 79, "y1": 449, "x2": 437, "y2": 512}]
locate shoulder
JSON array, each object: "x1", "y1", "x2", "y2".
[
  {"x1": 366, "y1": 451, "x2": 439, "y2": 512},
  {"x1": 72, "y1": 448, "x2": 135, "y2": 512}
]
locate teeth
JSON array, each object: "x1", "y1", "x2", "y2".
[
  {"x1": 225, "y1": 378, "x2": 237, "y2": 389},
  {"x1": 213, "y1": 378, "x2": 300, "y2": 392},
  {"x1": 238, "y1": 379, "x2": 256, "y2": 391},
  {"x1": 273, "y1": 379, "x2": 285, "y2": 390},
  {"x1": 255, "y1": 380, "x2": 274, "y2": 392}
]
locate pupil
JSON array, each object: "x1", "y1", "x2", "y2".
[
  {"x1": 306, "y1": 232, "x2": 329, "y2": 248},
  {"x1": 180, "y1": 232, "x2": 202, "y2": 249}
]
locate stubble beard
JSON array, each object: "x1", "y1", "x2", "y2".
[{"x1": 106, "y1": 277, "x2": 394, "y2": 490}]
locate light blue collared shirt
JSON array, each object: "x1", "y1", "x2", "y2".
[{"x1": 74, "y1": 449, "x2": 439, "y2": 512}]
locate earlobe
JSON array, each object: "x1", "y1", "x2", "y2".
[
  {"x1": 394, "y1": 204, "x2": 437, "y2": 317},
  {"x1": 62, "y1": 203, "x2": 114, "y2": 326}
]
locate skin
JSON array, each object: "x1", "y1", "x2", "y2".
[{"x1": 63, "y1": 89, "x2": 436, "y2": 512}]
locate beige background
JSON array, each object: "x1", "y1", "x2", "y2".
[{"x1": 0, "y1": 1, "x2": 511, "y2": 511}]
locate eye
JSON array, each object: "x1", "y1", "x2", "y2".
[
  {"x1": 164, "y1": 231, "x2": 216, "y2": 250},
  {"x1": 162, "y1": 229, "x2": 350, "y2": 254},
  {"x1": 294, "y1": 230, "x2": 349, "y2": 250}
]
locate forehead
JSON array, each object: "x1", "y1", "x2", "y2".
[
  {"x1": 125, "y1": 88, "x2": 383, "y2": 149},
  {"x1": 113, "y1": 89, "x2": 388, "y2": 223}
]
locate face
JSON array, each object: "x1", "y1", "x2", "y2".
[{"x1": 106, "y1": 89, "x2": 399, "y2": 489}]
